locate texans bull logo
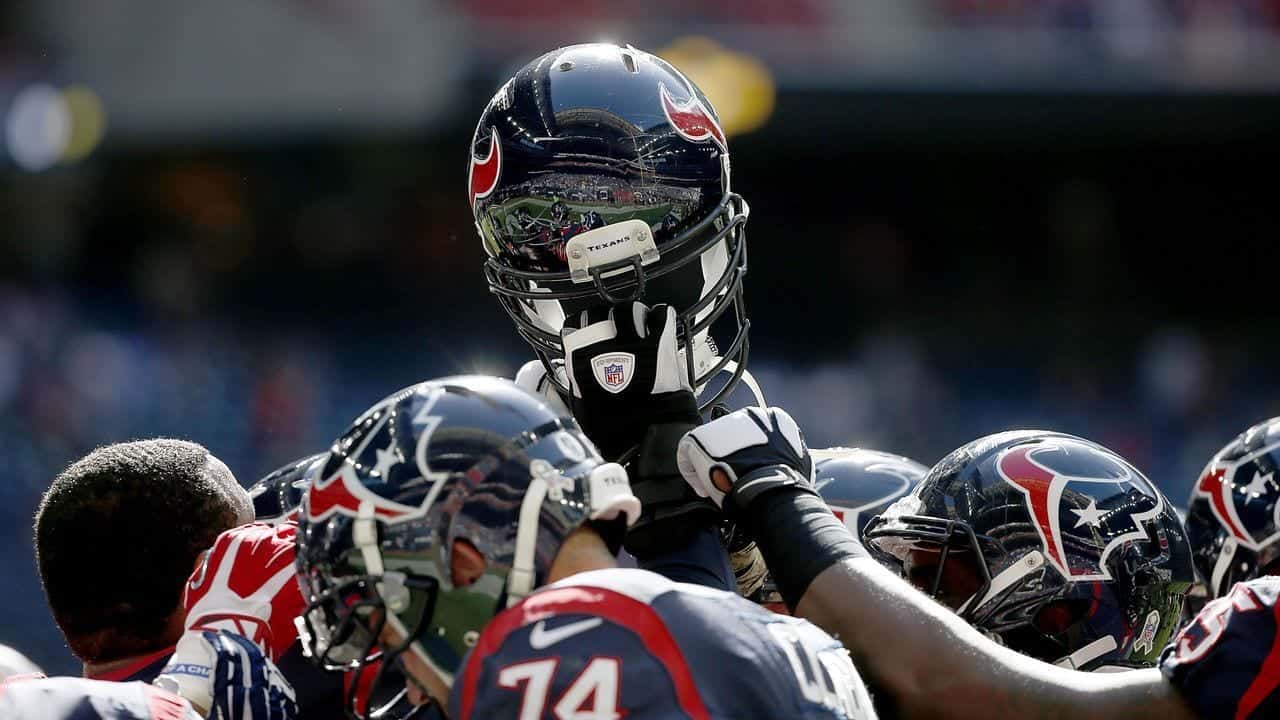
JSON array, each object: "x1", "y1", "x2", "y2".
[
  {"x1": 997, "y1": 443, "x2": 1163, "y2": 582},
  {"x1": 307, "y1": 387, "x2": 451, "y2": 524},
  {"x1": 1192, "y1": 442, "x2": 1280, "y2": 551},
  {"x1": 469, "y1": 127, "x2": 502, "y2": 209},
  {"x1": 659, "y1": 82, "x2": 727, "y2": 153}
]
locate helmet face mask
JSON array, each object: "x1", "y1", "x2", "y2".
[
  {"x1": 294, "y1": 377, "x2": 640, "y2": 716},
  {"x1": 866, "y1": 431, "x2": 1194, "y2": 671},
  {"x1": 471, "y1": 43, "x2": 751, "y2": 410}
]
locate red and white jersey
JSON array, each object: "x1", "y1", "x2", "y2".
[{"x1": 0, "y1": 676, "x2": 200, "y2": 720}]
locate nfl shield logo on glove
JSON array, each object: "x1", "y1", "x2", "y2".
[{"x1": 591, "y1": 352, "x2": 635, "y2": 394}]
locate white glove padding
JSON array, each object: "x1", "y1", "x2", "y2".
[
  {"x1": 677, "y1": 406, "x2": 815, "y2": 510},
  {"x1": 560, "y1": 301, "x2": 698, "y2": 461},
  {"x1": 154, "y1": 630, "x2": 298, "y2": 720},
  {"x1": 561, "y1": 301, "x2": 691, "y2": 398}
]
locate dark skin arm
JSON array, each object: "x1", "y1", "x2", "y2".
[
  {"x1": 705, "y1": 467, "x2": 1193, "y2": 720},
  {"x1": 798, "y1": 558, "x2": 1194, "y2": 720}
]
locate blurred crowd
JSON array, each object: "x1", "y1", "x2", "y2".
[{"x1": 2, "y1": 270, "x2": 1272, "y2": 673}]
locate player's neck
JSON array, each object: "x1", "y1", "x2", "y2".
[
  {"x1": 547, "y1": 527, "x2": 617, "y2": 584},
  {"x1": 82, "y1": 611, "x2": 184, "y2": 679}
]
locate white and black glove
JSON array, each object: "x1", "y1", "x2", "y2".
[
  {"x1": 562, "y1": 300, "x2": 717, "y2": 558},
  {"x1": 562, "y1": 301, "x2": 697, "y2": 460},
  {"x1": 154, "y1": 630, "x2": 298, "y2": 720},
  {"x1": 677, "y1": 406, "x2": 816, "y2": 514},
  {"x1": 680, "y1": 408, "x2": 866, "y2": 610}
]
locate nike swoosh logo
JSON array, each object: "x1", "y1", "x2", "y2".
[{"x1": 529, "y1": 617, "x2": 604, "y2": 650}]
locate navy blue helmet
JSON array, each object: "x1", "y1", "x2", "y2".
[
  {"x1": 1186, "y1": 416, "x2": 1280, "y2": 599},
  {"x1": 812, "y1": 447, "x2": 928, "y2": 539},
  {"x1": 248, "y1": 453, "x2": 324, "y2": 524},
  {"x1": 865, "y1": 431, "x2": 1193, "y2": 671},
  {"x1": 293, "y1": 376, "x2": 639, "y2": 717},
  {"x1": 471, "y1": 43, "x2": 750, "y2": 409}
]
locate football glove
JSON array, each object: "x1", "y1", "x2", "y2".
[
  {"x1": 677, "y1": 406, "x2": 817, "y2": 514},
  {"x1": 155, "y1": 630, "x2": 298, "y2": 720}
]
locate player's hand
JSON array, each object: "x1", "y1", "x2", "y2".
[
  {"x1": 183, "y1": 522, "x2": 304, "y2": 664},
  {"x1": 154, "y1": 630, "x2": 298, "y2": 720},
  {"x1": 561, "y1": 300, "x2": 697, "y2": 460},
  {"x1": 562, "y1": 300, "x2": 719, "y2": 557},
  {"x1": 677, "y1": 406, "x2": 816, "y2": 514}
]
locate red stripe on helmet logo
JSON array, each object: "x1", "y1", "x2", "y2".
[
  {"x1": 997, "y1": 443, "x2": 1163, "y2": 582},
  {"x1": 469, "y1": 128, "x2": 502, "y2": 208},
  {"x1": 307, "y1": 468, "x2": 412, "y2": 522},
  {"x1": 659, "y1": 82, "x2": 727, "y2": 153},
  {"x1": 1194, "y1": 466, "x2": 1256, "y2": 548},
  {"x1": 998, "y1": 446, "x2": 1073, "y2": 579}
]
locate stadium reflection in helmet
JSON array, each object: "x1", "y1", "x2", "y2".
[
  {"x1": 294, "y1": 376, "x2": 639, "y2": 716},
  {"x1": 1185, "y1": 416, "x2": 1280, "y2": 600},
  {"x1": 865, "y1": 430, "x2": 1194, "y2": 671},
  {"x1": 470, "y1": 43, "x2": 751, "y2": 410}
]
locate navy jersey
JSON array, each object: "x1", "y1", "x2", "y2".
[
  {"x1": 1160, "y1": 576, "x2": 1280, "y2": 719},
  {"x1": 0, "y1": 676, "x2": 200, "y2": 720},
  {"x1": 451, "y1": 568, "x2": 875, "y2": 720}
]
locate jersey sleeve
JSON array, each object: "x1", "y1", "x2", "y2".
[
  {"x1": 1159, "y1": 577, "x2": 1280, "y2": 720},
  {"x1": 637, "y1": 523, "x2": 735, "y2": 592},
  {"x1": 0, "y1": 677, "x2": 200, "y2": 720},
  {"x1": 514, "y1": 360, "x2": 571, "y2": 416}
]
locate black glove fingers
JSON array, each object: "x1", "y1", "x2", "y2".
[{"x1": 645, "y1": 303, "x2": 676, "y2": 339}]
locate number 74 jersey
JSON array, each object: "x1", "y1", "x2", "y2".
[{"x1": 449, "y1": 568, "x2": 876, "y2": 720}]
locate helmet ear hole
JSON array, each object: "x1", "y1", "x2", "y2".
[{"x1": 450, "y1": 538, "x2": 486, "y2": 589}]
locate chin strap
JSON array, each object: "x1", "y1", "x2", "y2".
[
  {"x1": 507, "y1": 477, "x2": 549, "y2": 607},
  {"x1": 1210, "y1": 536, "x2": 1239, "y2": 598}
]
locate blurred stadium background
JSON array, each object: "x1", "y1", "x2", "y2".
[{"x1": 3, "y1": 0, "x2": 1279, "y2": 674}]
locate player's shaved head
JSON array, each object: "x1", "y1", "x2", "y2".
[{"x1": 34, "y1": 439, "x2": 251, "y2": 663}]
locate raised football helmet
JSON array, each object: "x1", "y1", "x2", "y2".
[
  {"x1": 865, "y1": 430, "x2": 1193, "y2": 671},
  {"x1": 1186, "y1": 416, "x2": 1280, "y2": 599},
  {"x1": 470, "y1": 43, "x2": 751, "y2": 410},
  {"x1": 293, "y1": 376, "x2": 639, "y2": 716}
]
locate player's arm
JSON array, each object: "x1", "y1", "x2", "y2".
[
  {"x1": 677, "y1": 407, "x2": 1196, "y2": 720},
  {"x1": 800, "y1": 558, "x2": 1190, "y2": 720}
]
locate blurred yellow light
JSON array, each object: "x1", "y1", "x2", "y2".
[
  {"x1": 60, "y1": 85, "x2": 106, "y2": 163},
  {"x1": 657, "y1": 37, "x2": 776, "y2": 138}
]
